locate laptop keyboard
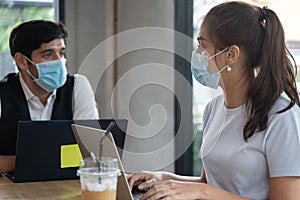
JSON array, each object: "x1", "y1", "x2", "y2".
[
  {"x1": 133, "y1": 193, "x2": 143, "y2": 200},
  {"x1": 132, "y1": 186, "x2": 146, "y2": 200}
]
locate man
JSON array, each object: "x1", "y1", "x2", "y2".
[{"x1": 0, "y1": 20, "x2": 99, "y2": 173}]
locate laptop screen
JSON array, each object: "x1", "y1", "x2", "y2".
[
  {"x1": 12, "y1": 119, "x2": 127, "y2": 183},
  {"x1": 71, "y1": 124, "x2": 143, "y2": 200}
]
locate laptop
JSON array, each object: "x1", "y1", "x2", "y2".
[
  {"x1": 9, "y1": 119, "x2": 127, "y2": 183},
  {"x1": 71, "y1": 124, "x2": 146, "y2": 200}
]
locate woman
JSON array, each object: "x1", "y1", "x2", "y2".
[{"x1": 127, "y1": 1, "x2": 300, "y2": 199}]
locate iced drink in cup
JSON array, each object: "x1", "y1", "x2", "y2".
[{"x1": 77, "y1": 157, "x2": 120, "y2": 200}]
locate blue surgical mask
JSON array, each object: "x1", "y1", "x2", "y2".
[
  {"x1": 25, "y1": 58, "x2": 67, "y2": 92},
  {"x1": 191, "y1": 48, "x2": 230, "y2": 89}
]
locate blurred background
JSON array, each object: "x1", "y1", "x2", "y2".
[{"x1": 0, "y1": 0, "x2": 299, "y2": 176}]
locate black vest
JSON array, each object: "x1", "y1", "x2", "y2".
[{"x1": 0, "y1": 73, "x2": 74, "y2": 155}]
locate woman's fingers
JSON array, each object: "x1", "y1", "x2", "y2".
[
  {"x1": 127, "y1": 171, "x2": 153, "y2": 190},
  {"x1": 141, "y1": 181, "x2": 175, "y2": 200},
  {"x1": 138, "y1": 178, "x2": 157, "y2": 190}
]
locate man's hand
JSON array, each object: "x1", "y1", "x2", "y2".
[{"x1": 0, "y1": 155, "x2": 16, "y2": 174}]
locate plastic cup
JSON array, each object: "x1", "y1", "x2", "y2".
[{"x1": 77, "y1": 157, "x2": 120, "y2": 200}]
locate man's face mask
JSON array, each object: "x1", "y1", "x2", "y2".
[
  {"x1": 191, "y1": 47, "x2": 231, "y2": 89},
  {"x1": 25, "y1": 57, "x2": 67, "y2": 92}
]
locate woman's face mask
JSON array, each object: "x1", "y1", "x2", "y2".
[
  {"x1": 25, "y1": 57, "x2": 67, "y2": 92},
  {"x1": 190, "y1": 47, "x2": 230, "y2": 89}
]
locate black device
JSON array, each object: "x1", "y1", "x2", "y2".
[{"x1": 7, "y1": 119, "x2": 127, "y2": 183}]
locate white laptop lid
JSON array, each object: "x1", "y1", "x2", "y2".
[{"x1": 71, "y1": 124, "x2": 133, "y2": 200}]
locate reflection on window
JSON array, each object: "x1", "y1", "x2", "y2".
[
  {"x1": 192, "y1": 0, "x2": 300, "y2": 176},
  {"x1": 0, "y1": 0, "x2": 56, "y2": 80}
]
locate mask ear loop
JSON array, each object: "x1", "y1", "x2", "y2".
[
  {"x1": 26, "y1": 69, "x2": 38, "y2": 80},
  {"x1": 208, "y1": 47, "x2": 229, "y2": 60},
  {"x1": 24, "y1": 56, "x2": 36, "y2": 65},
  {"x1": 208, "y1": 47, "x2": 231, "y2": 73},
  {"x1": 23, "y1": 56, "x2": 38, "y2": 80},
  {"x1": 219, "y1": 64, "x2": 232, "y2": 73}
]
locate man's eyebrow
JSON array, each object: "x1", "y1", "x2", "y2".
[
  {"x1": 40, "y1": 47, "x2": 66, "y2": 54},
  {"x1": 40, "y1": 49, "x2": 54, "y2": 54}
]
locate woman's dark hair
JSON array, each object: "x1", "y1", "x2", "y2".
[
  {"x1": 9, "y1": 20, "x2": 68, "y2": 59},
  {"x1": 203, "y1": 1, "x2": 300, "y2": 140}
]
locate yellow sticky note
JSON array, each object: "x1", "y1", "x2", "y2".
[{"x1": 60, "y1": 144, "x2": 82, "y2": 168}]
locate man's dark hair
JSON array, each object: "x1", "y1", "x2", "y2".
[{"x1": 9, "y1": 20, "x2": 68, "y2": 59}]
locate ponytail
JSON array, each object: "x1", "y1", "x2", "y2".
[{"x1": 243, "y1": 7, "x2": 300, "y2": 139}]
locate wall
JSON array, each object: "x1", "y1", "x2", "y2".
[{"x1": 64, "y1": 0, "x2": 175, "y2": 172}]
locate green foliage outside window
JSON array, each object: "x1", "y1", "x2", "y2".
[
  {"x1": 296, "y1": 73, "x2": 300, "y2": 82},
  {"x1": 193, "y1": 129, "x2": 203, "y2": 176},
  {"x1": 0, "y1": 7, "x2": 54, "y2": 52}
]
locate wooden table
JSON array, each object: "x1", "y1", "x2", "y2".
[{"x1": 0, "y1": 175, "x2": 82, "y2": 199}]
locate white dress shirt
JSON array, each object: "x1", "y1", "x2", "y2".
[{"x1": 18, "y1": 73, "x2": 99, "y2": 120}]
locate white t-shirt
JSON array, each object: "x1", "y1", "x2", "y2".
[
  {"x1": 200, "y1": 95, "x2": 300, "y2": 200},
  {"x1": 18, "y1": 73, "x2": 99, "y2": 120}
]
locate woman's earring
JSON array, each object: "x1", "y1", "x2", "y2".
[{"x1": 226, "y1": 65, "x2": 232, "y2": 71}]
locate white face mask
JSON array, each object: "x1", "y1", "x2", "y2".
[{"x1": 190, "y1": 47, "x2": 231, "y2": 89}]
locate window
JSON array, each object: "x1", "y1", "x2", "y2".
[
  {"x1": 192, "y1": 0, "x2": 300, "y2": 176},
  {"x1": 0, "y1": 0, "x2": 57, "y2": 80}
]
